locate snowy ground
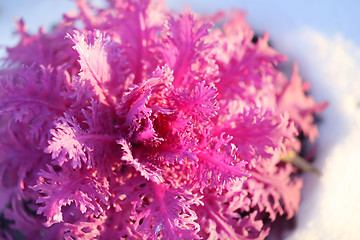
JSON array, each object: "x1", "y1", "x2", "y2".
[{"x1": 1, "y1": 1, "x2": 360, "y2": 239}]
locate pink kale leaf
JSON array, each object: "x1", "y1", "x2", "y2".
[
  {"x1": 217, "y1": 108, "x2": 298, "y2": 167},
  {"x1": 132, "y1": 182, "x2": 202, "y2": 240},
  {"x1": 162, "y1": 13, "x2": 215, "y2": 87},
  {"x1": 117, "y1": 66, "x2": 173, "y2": 143},
  {"x1": 46, "y1": 114, "x2": 93, "y2": 168},
  {"x1": 103, "y1": 0, "x2": 165, "y2": 83},
  {"x1": 196, "y1": 134, "x2": 249, "y2": 193},
  {"x1": 277, "y1": 63, "x2": 328, "y2": 142},
  {"x1": 31, "y1": 164, "x2": 110, "y2": 227},
  {"x1": 69, "y1": 30, "x2": 128, "y2": 106},
  {"x1": 0, "y1": 65, "x2": 70, "y2": 142},
  {"x1": 248, "y1": 161, "x2": 303, "y2": 220},
  {"x1": 196, "y1": 184, "x2": 268, "y2": 240},
  {"x1": 5, "y1": 19, "x2": 77, "y2": 67},
  {"x1": 117, "y1": 138, "x2": 164, "y2": 183},
  {"x1": 169, "y1": 81, "x2": 219, "y2": 122}
]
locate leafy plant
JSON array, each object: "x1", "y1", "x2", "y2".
[{"x1": 0, "y1": 0, "x2": 326, "y2": 239}]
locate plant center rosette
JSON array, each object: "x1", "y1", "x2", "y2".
[{"x1": 0, "y1": 0, "x2": 327, "y2": 239}]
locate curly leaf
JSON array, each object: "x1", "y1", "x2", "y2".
[
  {"x1": 169, "y1": 81, "x2": 219, "y2": 122},
  {"x1": 218, "y1": 108, "x2": 298, "y2": 167},
  {"x1": 133, "y1": 183, "x2": 202, "y2": 240},
  {"x1": 117, "y1": 138, "x2": 164, "y2": 183},
  {"x1": 31, "y1": 164, "x2": 110, "y2": 227},
  {"x1": 163, "y1": 12, "x2": 215, "y2": 87},
  {"x1": 196, "y1": 134, "x2": 249, "y2": 193},
  {"x1": 0, "y1": 65, "x2": 70, "y2": 142},
  {"x1": 277, "y1": 63, "x2": 328, "y2": 142},
  {"x1": 46, "y1": 112, "x2": 116, "y2": 169},
  {"x1": 69, "y1": 30, "x2": 128, "y2": 106}
]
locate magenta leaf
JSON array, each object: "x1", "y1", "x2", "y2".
[
  {"x1": 31, "y1": 164, "x2": 110, "y2": 227},
  {"x1": 132, "y1": 182, "x2": 202, "y2": 240},
  {"x1": 248, "y1": 162, "x2": 303, "y2": 220},
  {"x1": 156, "y1": 131, "x2": 198, "y2": 165},
  {"x1": 214, "y1": 12, "x2": 286, "y2": 106},
  {"x1": 196, "y1": 185, "x2": 269, "y2": 240},
  {"x1": 103, "y1": 0, "x2": 165, "y2": 84},
  {"x1": 69, "y1": 30, "x2": 128, "y2": 106},
  {"x1": 217, "y1": 108, "x2": 298, "y2": 167},
  {"x1": 277, "y1": 63, "x2": 328, "y2": 142},
  {"x1": 117, "y1": 138, "x2": 164, "y2": 183},
  {"x1": 169, "y1": 81, "x2": 219, "y2": 122},
  {"x1": 5, "y1": 19, "x2": 77, "y2": 68},
  {"x1": 46, "y1": 100, "x2": 117, "y2": 169},
  {"x1": 195, "y1": 134, "x2": 249, "y2": 193},
  {"x1": 162, "y1": 12, "x2": 216, "y2": 87},
  {"x1": 117, "y1": 65, "x2": 173, "y2": 144},
  {"x1": 0, "y1": 65, "x2": 70, "y2": 143},
  {"x1": 46, "y1": 114, "x2": 93, "y2": 168},
  {"x1": 63, "y1": 215, "x2": 105, "y2": 240}
]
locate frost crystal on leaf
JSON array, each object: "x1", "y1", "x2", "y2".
[{"x1": 0, "y1": 1, "x2": 326, "y2": 239}]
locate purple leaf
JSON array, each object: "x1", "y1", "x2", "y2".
[
  {"x1": 46, "y1": 114, "x2": 92, "y2": 168},
  {"x1": 162, "y1": 12, "x2": 216, "y2": 87},
  {"x1": 132, "y1": 182, "x2": 202, "y2": 240},
  {"x1": 217, "y1": 108, "x2": 298, "y2": 168},
  {"x1": 117, "y1": 138, "x2": 164, "y2": 183},
  {"x1": 31, "y1": 164, "x2": 110, "y2": 227},
  {"x1": 277, "y1": 63, "x2": 328, "y2": 142},
  {"x1": 69, "y1": 30, "x2": 128, "y2": 106},
  {"x1": 0, "y1": 65, "x2": 71, "y2": 143},
  {"x1": 169, "y1": 81, "x2": 219, "y2": 122}
]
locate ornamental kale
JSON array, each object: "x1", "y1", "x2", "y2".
[{"x1": 0, "y1": 0, "x2": 327, "y2": 239}]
